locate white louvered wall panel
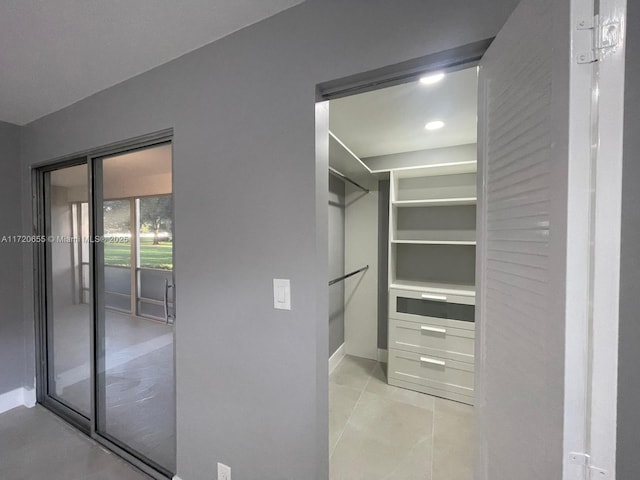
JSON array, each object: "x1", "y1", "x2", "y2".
[{"x1": 477, "y1": 0, "x2": 565, "y2": 478}]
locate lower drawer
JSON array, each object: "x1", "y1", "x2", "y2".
[
  {"x1": 387, "y1": 349, "x2": 474, "y2": 402},
  {"x1": 388, "y1": 318, "x2": 474, "y2": 363}
]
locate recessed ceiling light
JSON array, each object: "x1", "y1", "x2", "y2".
[
  {"x1": 425, "y1": 120, "x2": 445, "y2": 130},
  {"x1": 419, "y1": 73, "x2": 445, "y2": 85}
]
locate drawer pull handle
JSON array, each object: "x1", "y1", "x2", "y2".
[
  {"x1": 420, "y1": 356, "x2": 446, "y2": 367},
  {"x1": 420, "y1": 293, "x2": 447, "y2": 302},
  {"x1": 420, "y1": 325, "x2": 447, "y2": 334}
]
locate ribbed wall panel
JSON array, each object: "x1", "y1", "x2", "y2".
[
  {"x1": 487, "y1": 201, "x2": 550, "y2": 220},
  {"x1": 477, "y1": 0, "x2": 563, "y2": 478}
]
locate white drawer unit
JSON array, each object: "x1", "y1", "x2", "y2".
[
  {"x1": 387, "y1": 349, "x2": 474, "y2": 404},
  {"x1": 387, "y1": 286, "x2": 476, "y2": 404},
  {"x1": 388, "y1": 318, "x2": 474, "y2": 363}
]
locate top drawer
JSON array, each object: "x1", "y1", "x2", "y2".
[{"x1": 390, "y1": 288, "x2": 475, "y2": 328}]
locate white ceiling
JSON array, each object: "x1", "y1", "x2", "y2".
[
  {"x1": 0, "y1": 0, "x2": 304, "y2": 126},
  {"x1": 329, "y1": 67, "x2": 478, "y2": 159}
]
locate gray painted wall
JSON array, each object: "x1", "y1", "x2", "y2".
[
  {"x1": 617, "y1": 0, "x2": 640, "y2": 475},
  {"x1": 328, "y1": 174, "x2": 345, "y2": 357},
  {"x1": 0, "y1": 120, "x2": 24, "y2": 395},
  {"x1": 18, "y1": 1, "x2": 518, "y2": 478}
]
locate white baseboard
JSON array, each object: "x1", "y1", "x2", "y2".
[
  {"x1": 172, "y1": 476, "x2": 183, "y2": 480},
  {"x1": 329, "y1": 343, "x2": 346, "y2": 374},
  {"x1": 23, "y1": 388, "x2": 36, "y2": 408},
  {"x1": 0, "y1": 388, "x2": 23, "y2": 414},
  {"x1": 377, "y1": 348, "x2": 388, "y2": 363},
  {"x1": 0, "y1": 387, "x2": 36, "y2": 414}
]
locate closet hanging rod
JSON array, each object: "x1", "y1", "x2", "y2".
[
  {"x1": 329, "y1": 167, "x2": 369, "y2": 193},
  {"x1": 329, "y1": 265, "x2": 369, "y2": 286}
]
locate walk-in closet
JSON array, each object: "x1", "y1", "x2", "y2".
[{"x1": 327, "y1": 65, "x2": 478, "y2": 480}]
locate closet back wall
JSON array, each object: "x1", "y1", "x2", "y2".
[
  {"x1": 344, "y1": 176, "x2": 378, "y2": 361},
  {"x1": 329, "y1": 174, "x2": 345, "y2": 357},
  {"x1": 19, "y1": 1, "x2": 520, "y2": 478}
]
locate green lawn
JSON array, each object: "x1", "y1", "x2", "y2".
[{"x1": 104, "y1": 239, "x2": 173, "y2": 270}]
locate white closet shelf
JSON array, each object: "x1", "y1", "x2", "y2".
[
  {"x1": 392, "y1": 161, "x2": 477, "y2": 178},
  {"x1": 391, "y1": 239, "x2": 476, "y2": 246},
  {"x1": 390, "y1": 279, "x2": 476, "y2": 297},
  {"x1": 392, "y1": 198, "x2": 477, "y2": 207}
]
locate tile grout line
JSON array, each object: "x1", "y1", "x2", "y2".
[
  {"x1": 431, "y1": 399, "x2": 437, "y2": 480},
  {"x1": 333, "y1": 360, "x2": 437, "y2": 480},
  {"x1": 329, "y1": 360, "x2": 378, "y2": 460},
  {"x1": 331, "y1": 359, "x2": 459, "y2": 480}
]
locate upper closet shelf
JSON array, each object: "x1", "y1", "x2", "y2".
[
  {"x1": 392, "y1": 161, "x2": 477, "y2": 179},
  {"x1": 392, "y1": 198, "x2": 477, "y2": 207},
  {"x1": 329, "y1": 131, "x2": 372, "y2": 180}
]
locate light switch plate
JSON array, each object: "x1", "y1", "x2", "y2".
[{"x1": 273, "y1": 279, "x2": 291, "y2": 310}]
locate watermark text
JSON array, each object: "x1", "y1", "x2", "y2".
[{"x1": 0, "y1": 235, "x2": 130, "y2": 244}]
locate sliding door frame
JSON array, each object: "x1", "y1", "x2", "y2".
[
  {"x1": 33, "y1": 156, "x2": 92, "y2": 435},
  {"x1": 32, "y1": 128, "x2": 175, "y2": 480}
]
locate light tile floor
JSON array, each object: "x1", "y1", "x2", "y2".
[
  {"x1": 0, "y1": 406, "x2": 150, "y2": 480},
  {"x1": 330, "y1": 355, "x2": 474, "y2": 480}
]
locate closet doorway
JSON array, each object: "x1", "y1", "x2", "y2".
[
  {"x1": 319, "y1": 0, "x2": 624, "y2": 474},
  {"x1": 34, "y1": 137, "x2": 175, "y2": 480},
  {"x1": 325, "y1": 64, "x2": 478, "y2": 480}
]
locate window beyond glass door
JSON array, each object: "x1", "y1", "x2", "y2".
[
  {"x1": 103, "y1": 199, "x2": 133, "y2": 312},
  {"x1": 137, "y1": 195, "x2": 174, "y2": 320}
]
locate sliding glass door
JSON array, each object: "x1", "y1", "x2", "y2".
[
  {"x1": 94, "y1": 143, "x2": 175, "y2": 475},
  {"x1": 36, "y1": 139, "x2": 175, "y2": 478}
]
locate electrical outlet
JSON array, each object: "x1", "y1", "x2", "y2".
[{"x1": 217, "y1": 462, "x2": 231, "y2": 480}]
